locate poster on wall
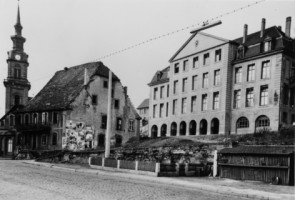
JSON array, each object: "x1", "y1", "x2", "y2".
[{"x1": 62, "y1": 120, "x2": 94, "y2": 151}]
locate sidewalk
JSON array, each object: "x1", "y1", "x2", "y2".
[{"x1": 23, "y1": 160, "x2": 295, "y2": 200}]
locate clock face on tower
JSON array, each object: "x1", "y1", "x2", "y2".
[{"x1": 15, "y1": 54, "x2": 21, "y2": 60}]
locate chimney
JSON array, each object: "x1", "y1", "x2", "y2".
[
  {"x1": 285, "y1": 16, "x2": 291, "y2": 37},
  {"x1": 124, "y1": 86, "x2": 128, "y2": 95},
  {"x1": 84, "y1": 68, "x2": 87, "y2": 86},
  {"x1": 278, "y1": 26, "x2": 282, "y2": 31},
  {"x1": 243, "y1": 24, "x2": 248, "y2": 43},
  {"x1": 260, "y1": 18, "x2": 266, "y2": 38}
]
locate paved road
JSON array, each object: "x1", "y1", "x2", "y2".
[{"x1": 0, "y1": 160, "x2": 248, "y2": 200}]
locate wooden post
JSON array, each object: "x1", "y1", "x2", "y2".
[
  {"x1": 213, "y1": 150, "x2": 218, "y2": 177},
  {"x1": 105, "y1": 71, "x2": 112, "y2": 158}
]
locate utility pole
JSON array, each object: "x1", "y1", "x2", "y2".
[{"x1": 105, "y1": 70, "x2": 112, "y2": 158}]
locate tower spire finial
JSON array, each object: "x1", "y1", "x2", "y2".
[
  {"x1": 16, "y1": 0, "x2": 21, "y2": 25},
  {"x1": 14, "y1": 0, "x2": 22, "y2": 35}
]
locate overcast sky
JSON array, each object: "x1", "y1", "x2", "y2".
[{"x1": 0, "y1": 0, "x2": 295, "y2": 116}]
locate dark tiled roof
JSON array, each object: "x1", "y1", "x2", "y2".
[
  {"x1": 0, "y1": 105, "x2": 24, "y2": 121},
  {"x1": 137, "y1": 98, "x2": 149, "y2": 109},
  {"x1": 148, "y1": 66, "x2": 169, "y2": 86},
  {"x1": 233, "y1": 26, "x2": 295, "y2": 60},
  {"x1": 219, "y1": 145, "x2": 295, "y2": 155},
  {"x1": 19, "y1": 62, "x2": 119, "y2": 112}
]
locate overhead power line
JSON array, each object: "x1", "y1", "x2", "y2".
[{"x1": 94, "y1": 0, "x2": 266, "y2": 61}]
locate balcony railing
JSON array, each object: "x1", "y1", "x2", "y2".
[{"x1": 15, "y1": 123, "x2": 51, "y2": 132}]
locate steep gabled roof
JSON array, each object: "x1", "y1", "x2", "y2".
[
  {"x1": 148, "y1": 66, "x2": 169, "y2": 86},
  {"x1": 137, "y1": 98, "x2": 149, "y2": 109},
  {"x1": 19, "y1": 61, "x2": 119, "y2": 112},
  {"x1": 233, "y1": 26, "x2": 295, "y2": 60}
]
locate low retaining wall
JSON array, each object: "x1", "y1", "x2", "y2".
[{"x1": 89, "y1": 157, "x2": 215, "y2": 177}]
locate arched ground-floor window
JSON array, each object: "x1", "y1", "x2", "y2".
[
  {"x1": 171, "y1": 122, "x2": 177, "y2": 136},
  {"x1": 200, "y1": 119, "x2": 207, "y2": 135},
  {"x1": 255, "y1": 115, "x2": 270, "y2": 132},
  {"x1": 180, "y1": 121, "x2": 186, "y2": 136},
  {"x1": 189, "y1": 120, "x2": 197, "y2": 135},
  {"x1": 211, "y1": 118, "x2": 219, "y2": 134},
  {"x1": 151, "y1": 125, "x2": 158, "y2": 138},
  {"x1": 161, "y1": 124, "x2": 167, "y2": 137}
]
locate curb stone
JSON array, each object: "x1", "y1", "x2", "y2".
[{"x1": 22, "y1": 160, "x2": 293, "y2": 200}]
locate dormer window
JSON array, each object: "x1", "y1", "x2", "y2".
[
  {"x1": 236, "y1": 45, "x2": 245, "y2": 59},
  {"x1": 262, "y1": 37, "x2": 273, "y2": 53},
  {"x1": 156, "y1": 71, "x2": 162, "y2": 80},
  {"x1": 264, "y1": 40, "x2": 272, "y2": 52}
]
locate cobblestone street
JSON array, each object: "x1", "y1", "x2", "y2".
[{"x1": 0, "y1": 160, "x2": 249, "y2": 200}]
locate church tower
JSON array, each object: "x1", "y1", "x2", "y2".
[{"x1": 4, "y1": 3, "x2": 30, "y2": 113}]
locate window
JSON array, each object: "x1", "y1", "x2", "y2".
[
  {"x1": 246, "y1": 88, "x2": 254, "y2": 107},
  {"x1": 237, "y1": 117, "x2": 249, "y2": 128},
  {"x1": 213, "y1": 92, "x2": 219, "y2": 110},
  {"x1": 8, "y1": 139, "x2": 13, "y2": 153},
  {"x1": 172, "y1": 99, "x2": 177, "y2": 115},
  {"x1": 114, "y1": 99, "x2": 120, "y2": 109},
  {"x1": 237, "y1": 46, "x2": 244, "y2": 59},
  {"x1": 174, "y1": 63, "x2": 179, "y2": 73},
  {"x1": 14, "y1": 68, "x2": 21, "y2": 78},
  {"x1": 101, "y1": 115, "x2": 107, "y2": 129},
  {"x1": 153, "y1": 88, "x2": 158, "y2": 100},
  {"x1": 103, "y1": 80, "x2": 108, "y2": 88},
  {"x1": 159, "y1": 103, "x2": 164, "y2": 118},
  {"x1": 129, "y1": 120, "x2": 134, "y2": 131},
  {"x1": 247, "y1": 64, "x2": 255, "y2": 82},
  {"x1": 24, "y1": 114, "x2": 29, "y2": 125},
  {"x1": 153, "y1": 105, "x2": 157, "y2": 118},
  {"x1": 182, "y1": 78, "x2": 187, "y2": 92},
  {"x1": 202, "y1": 94, "x2": 207, "y2": 111},
  {"x1": 235, "y1": 67, "x2": 242, "y2": 83},
  {"x1": 183, "y1": 60, "x2": 188, "y2": 71},
  {"x1": 292, "y1": 114, "x2": 295, "y2": 124},
  {"x1": 202, "y1": 73, "x2": 209, "y2": 88},
  {"x1": 167, "y1": 85, "x2": 169, "y2": 97},
  {"x1": 191, "y1": 96, "x2": 197, "y2": 112},
  {"x1": 193, "y1": 56, "x2": 199, "y2": 68},
  {"x1": 203, "y1": 53, "x2": 210, "y2": 65},
  {"x1": 166, "y1": 102, "x2": 169, "y2": 117},
  {"x1": 160, "y1": 86, "x2": 164, "y2": 99},
  {"x1": 92, "y1": 95, "x2": 97, "y2": 105},
  {"x1": 32, "y1": 113, "x2": 38, "y2": 124},
  {"x1": 41, "y1": 112, "x2": 48, "y2": 124},
  {"x1": 192, "y1": 75, "x2": 197, "y2": 90},
  {"x1": 256, "y1": 116, "x2": 270, "y2": 127},
  {"x1": 117, "y1": 118, "x2": 122, "y2": 130},
  {"x1": 41, "y1": 135, "x2": 47, "y2": 145},
  {"x1": 53, "y1": 112, "x2": 58, "y2": 124},
  {"x1": 234, "y1": 90, "x2": 241, "y2": 109},
  {"x1": 181, "y1": 98, "x2": 187, "y2": 114},
  {"x1": 14, "y1": 95, "x2": 20, "y2": 105},
  {"x1": 215, "y1": 49, "x2": 221, "y2": 62},
  {"x1": 261, "y1": 61, "x2": 270, "y2": 79},
  {"x1": 9, "y1": 115, "x2": 15, "y2": 126},
  {"x1": 214, "y1": 70, "x2": 220, "y2": 86},
  {"x1": 263, "y1": 40, "x2": 271, "y2": 52},
  {"x1": 173, "y1": 80, "x2": 178, "y2": 94},
  {"x1": 52, "y1": 132, "x2": 58, "y2": 145},
  {"x1": 282, "y1": 112, "x2": 288, "y2": 123},
  {"x1": 260, "y1": 85, "x2": 268, "y2": 106}
]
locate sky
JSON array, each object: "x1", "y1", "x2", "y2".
[{"x1": 0, "y1": 0, "x2": 295, "y2": 116}]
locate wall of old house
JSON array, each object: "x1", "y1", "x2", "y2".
[{"x1": 64, "y1": 75, "x2": 139, "y2": 151}]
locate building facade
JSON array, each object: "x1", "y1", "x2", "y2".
[
  {"x1": 1, "y1": 62, "x2": 140, "y2": 153},
  {"x1": 137, "y1": 98, "x2": 149, "y2": 136},
  {"x1": 148, "y1": 17, "x2": 295, "y2": 137}
]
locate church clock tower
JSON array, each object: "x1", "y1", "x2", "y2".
[{"x1": 4, "y1": 3, "x2": 30, "y2": 113}]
